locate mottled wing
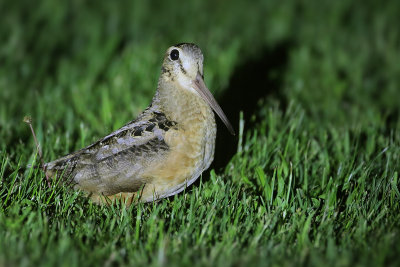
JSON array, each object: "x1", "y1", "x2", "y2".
[{"x1": 45, "y1": 110, "x2": 177, "y2": 195}]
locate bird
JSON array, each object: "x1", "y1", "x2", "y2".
[{"x1": 43, "y1": 43, "x2": 235, "y2": 205}]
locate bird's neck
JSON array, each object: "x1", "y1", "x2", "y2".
[{"x1": 152, "y1": 77, "x2": 215, "y2": 129}]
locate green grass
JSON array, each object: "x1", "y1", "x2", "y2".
[{"x1": 1, "y1": 0, "x2": 400, "y2": 266}]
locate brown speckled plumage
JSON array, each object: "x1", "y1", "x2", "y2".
[{"x1": 45, "y1": 43, "x2": 233, "y2": 205}]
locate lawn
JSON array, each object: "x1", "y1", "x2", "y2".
[{"x1": 1, "y1": 0, "x2": 399, "y2": 266}]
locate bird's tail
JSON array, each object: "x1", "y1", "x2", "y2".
[{"x1": 43, "y1": 154, "x2": 79, "y2": 186}]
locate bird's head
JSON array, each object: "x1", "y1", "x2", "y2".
[
  {"x1": 161, "y1": 43, "x2": 235, "y2": 135},
  {"x1": 162, "y1": 43, "x2": 204, "y2": 88}
]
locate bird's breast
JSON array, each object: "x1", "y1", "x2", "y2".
[{"x1": 139, "y1": 92, "x2": 216, "y2": 201}]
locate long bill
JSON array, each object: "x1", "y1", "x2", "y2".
[{"x1": 193, "y1": 72, "x2": 235, "y2": 135}]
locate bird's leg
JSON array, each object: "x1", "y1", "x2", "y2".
[
  {"x1": 90, "y1": 192, "x2": 137, "y2": 206},
  {"x1": 23, "y1": 116, "x2": 51, "y2": 188}
]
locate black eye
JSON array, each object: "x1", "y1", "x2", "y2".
[{"x1": 170, "y1": 49, "x2": 179, "y2": 60}]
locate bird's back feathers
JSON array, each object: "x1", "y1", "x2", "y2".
[{"x1": 45, "y1": 107, "x2": 177, "y2": 195}]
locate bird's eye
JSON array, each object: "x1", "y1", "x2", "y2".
[{"x1": 170, "y1": 49, "x2": 179, "y2": 60}]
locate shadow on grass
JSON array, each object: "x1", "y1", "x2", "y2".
[{"x1": 211, "y1": 40, "x2": 292, "y2": 172}]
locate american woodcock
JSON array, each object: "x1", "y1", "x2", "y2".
[{"x1": 44, "y1": 43, "x2": 234, "y2": 205}]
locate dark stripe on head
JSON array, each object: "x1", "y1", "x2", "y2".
[
  {"x1": 178, "y1": 59, "x2": 187, "y2": 74},
  {"x1": 174, "y1": 43, "x2": 194, "y2": 48}
]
